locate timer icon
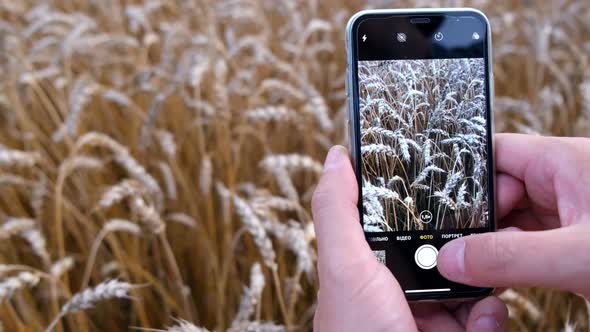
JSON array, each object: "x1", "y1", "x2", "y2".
[{"x1": 434, "y1": 32, "x2": 444, "y2": 41}]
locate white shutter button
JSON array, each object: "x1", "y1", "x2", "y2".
[{"x1": 414, "y1": 244, "x2": 438, "y2": 269}]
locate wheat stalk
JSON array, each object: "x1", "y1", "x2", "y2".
[
  {"x1": 199, "y1": 156, "x2": 212, "y2": 194},
  {"x1": 81, "y1": 219, "x2": 141, "y2": 290}
]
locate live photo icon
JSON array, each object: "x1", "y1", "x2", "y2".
[{"x1": 397, "y1": 32, "x2": 407, "y2": 43}]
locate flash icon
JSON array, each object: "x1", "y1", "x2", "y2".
[{"x1": 362, "y1": 34, "x2": 367, "y2": 42}]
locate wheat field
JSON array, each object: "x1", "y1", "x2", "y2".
[
  {"x1": 0, "y1": 0, "x2": 589, "y2": 331},
  {"x1": 360, "y1": 58, "x2": 489, "y2": 232}
]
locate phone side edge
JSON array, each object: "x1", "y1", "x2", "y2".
[{"x1": 346, "y1": 11, "x2": 364, "y2": 226}]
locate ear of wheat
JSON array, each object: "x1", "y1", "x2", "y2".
[
  {"x1": 129, "y1": 196, "x2": 166, "y2": 235},
  {"x1": 165, "y1": 213, "x2": 197, "y2": 228},
  {"x1": 264, "y1": 220, "x2": 315, "y2": 277},
  {"x1": 0, "y1": 272, "x2": 41, "y2": 303},
  {"x1": 157, "y1": 161, "x2": 177, "y2": 200},
  {"x1": 0, "y1": 149, "x2": 41, "y2": 167},
  {"x1": 0, "y1": 218, "x2": 36, "y2": 239},
  {"x1": 46, "y1": 279, "x2": 136, "y2": 332},
  {"x1": 259, "y1": 154, "x2": 323, "y2": 175},
  {"x1": 231, "y1": 263, "x2": 265, "y2": 327},
  {"x1": 49, "y1": 257, "x2": 75, "y2": 279},
  {"x1": 228, "y1": 321, "x2": 285, "y2": 332},
  {"x1": 245, "y1": 106, "x2": 299, "y2": 123},
  {"x1": 164, "y1": 319, "x2": 212, "y2": 332},
  {"x1": 216, "y1": 183, "x2": 276, "y2": 270},
  {"x1": 0, "y1": 1, "x2": 588, "y2": 331},
  {"x1": 0, "y1": 218, "x2": 50, "y2": 265},
  {"x1": 0, "y1": 174, "x2": 32, "y2": 186},
  {"x1": 500, "y1": 289, "x2": 542, "y2": 322},
  {"x1": 98, "y1": 179, "x2": 145, "y2": 208},
  {"x1": 74, "y1": 133, "x2": 163, "y2": 202},
  {"x1": 52, "y1": 77, "x2": 98, "y2": 142}
]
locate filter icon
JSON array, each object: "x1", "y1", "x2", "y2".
[{"x1": 472, "y1": 32, "x2": 480, "y2": 40}]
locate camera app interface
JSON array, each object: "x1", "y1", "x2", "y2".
[
  {"x1": 354, "y1": 14, "x2": 493, "y2": 297},
  {"x1": 359, "y1": 58, "x2": 488, "y2": 232}
]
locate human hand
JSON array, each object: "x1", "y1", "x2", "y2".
[
  {"x1": 438, "y1": 134, "x2": 590, "y2": 300},
  {"x1": 311, "y1": 146, "x2": 508, "y2": 332}
]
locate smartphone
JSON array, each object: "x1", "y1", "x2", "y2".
[{"x1": 346, "y1": 8, "x2": 495, "y2": 301}]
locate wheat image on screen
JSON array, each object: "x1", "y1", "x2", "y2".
[{"x1": 359, "y1": 58, "x2": 488, "y2": 232}]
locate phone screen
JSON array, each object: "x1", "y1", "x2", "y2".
[{"x1": 348, "y1": 11, "x2": 494, "y2": 300}]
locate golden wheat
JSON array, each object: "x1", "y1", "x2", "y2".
[{"x1": 0, "y1": 0, "x2": 588, "y2": 331}]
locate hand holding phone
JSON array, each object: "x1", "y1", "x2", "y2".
[
  {"x1": 311, "y1": 7, "x2": 590, "y2": 331},
  {"x1": 311, "y1": 135, "x2": 590, "y2": 331},
  {"x1": 311, "y1": 146, "x2": 508, "y2": 332},
  {"x1": 438, "y1": 134, "x2": 590, "y2": 301}
]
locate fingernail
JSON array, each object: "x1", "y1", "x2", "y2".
[
  {"x1": 323, "y1": 146, "x2": 347, "y2": 171},
  {"x1": 475, "y1": 315, "x2": 500, "y2": 332},
  {"x1": 439, "y1": 239, "x2": 465, "y2": 279}
]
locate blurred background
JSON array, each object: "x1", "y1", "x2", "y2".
[{"x1": 0, "y1": 0, "x2": 588, "y2": 331}]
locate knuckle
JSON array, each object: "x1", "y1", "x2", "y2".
[
  {"x1": 466, "y1": 234, "x2": 517, "y2": 281},
  {"x1": 487, "y1": 234, "x2": 517, "y2": 275},
  {"x1": 318, "y1": 255, "x2": 349, "y2": 286},
  {"x1": 311, "y1": 187, "x2": 331, "y2": 215},
  {"x1": 319, "y1": 252, "x2": 379, "y2": 293}
]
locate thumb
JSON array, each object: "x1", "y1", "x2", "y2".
[
  {"x1": 311, "y1": 145, "x2": 374, "y2": 275},
  {"x1": 312, "y1": 146, "x2": 417, "y2": 331},
  {"x1": 437, "y1": 225, "x2": 590, "y2": 297}
]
